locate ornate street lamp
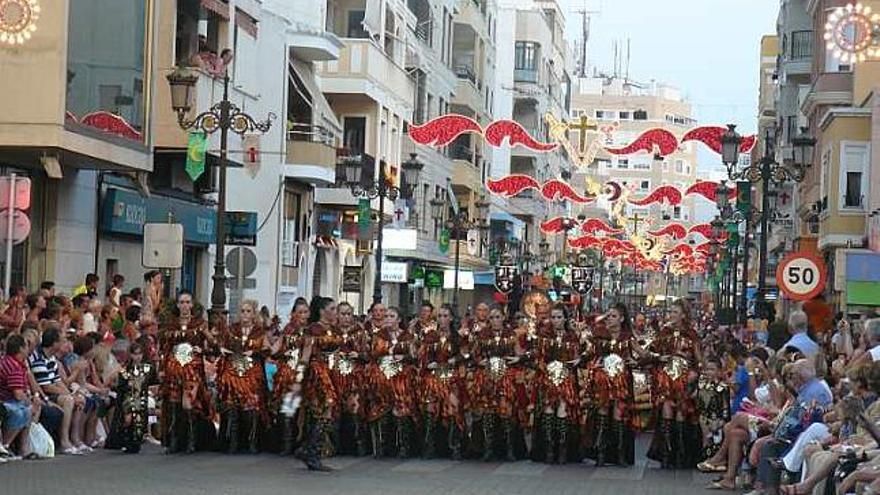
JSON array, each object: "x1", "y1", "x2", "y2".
[
  {"x1": 720, "y1": 123, "x2": 814, "y2": 318},
  {"x1": 167, "y1": 70, "x2": 274, "y2": 319},
  {"x1": 435, "y1": 182, "x2": 490, "y2": 311},
  {"x1": 342, "y1": 154, "x2": 423, "y2": 304},
  {"x1": 791, "y1": 127, "x2": 817, "y2": 168}
]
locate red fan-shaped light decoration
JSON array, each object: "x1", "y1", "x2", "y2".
[
  {"x1": 627, "y1": 184, "x2": 683, "y2": 206},
  {"x1": 486, "y1": 175, "x2": 541, "y2": 198},
  {"x1": 484, "y1": 120, "x2": 558, "y2": 151},
  {"x1": 647, "y1": 222, "x2": 688, "y2": 240},
  {"x1": 541, "y1": 179, "x2": 595, "y2": 204},
  {"x1": 604, "y1": 128, "x2": 679, "y2": 157},
  {"x1": 408, "y1": 114, "x2": 483, "y2": 146}
]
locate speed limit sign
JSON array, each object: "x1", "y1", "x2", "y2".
[{"x1": 776, "y1": 251, "x2": 827, "y2": 301}]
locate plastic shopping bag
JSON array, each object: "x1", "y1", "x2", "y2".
[{"x1": 28, "y1": 422, "x2": 55, "y2": 458}]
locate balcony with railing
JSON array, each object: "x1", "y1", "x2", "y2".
[
  {"x1": 319, "y1": 39, "x2": 414, "y2": 101},
  {"x1": 284, "y1": 123, "x2": 337, "y2": 185},
  {"x1": 782, "y1": 30, "x2": 812, "y2": 78},
  {"x1": 514, "y1": 68, "x2": 539, "y2": 83}
]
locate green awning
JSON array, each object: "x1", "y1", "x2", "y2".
[{"x1": 846, "y1": 281, "x2": 880, "y2": 306}]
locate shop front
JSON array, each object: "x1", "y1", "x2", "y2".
[{"x1": 98, "y1": 186, "x2": 216, "y2": 302}]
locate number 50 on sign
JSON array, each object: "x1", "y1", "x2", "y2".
[{"x1": 776, "y1": 251, "x2": 827, "y2": 301}]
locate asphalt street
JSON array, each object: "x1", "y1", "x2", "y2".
[{"x1": 3, "y1": 439, "x2": 720, "y2": 495}]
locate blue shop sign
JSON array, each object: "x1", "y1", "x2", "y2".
[{"x1": 102, "y1": 188, "x2": 216, "y2": 244}]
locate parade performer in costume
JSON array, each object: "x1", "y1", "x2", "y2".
[
  {"x1": 270, "y1": 299, "x2": 310, "y2": 455},
  {"x1": 366, "y1": 306, "x2": 418, "y2": 458},
  {"x1": 418, "y1": 303, "x2": 464, "y2": 458},
  {"x1": 216, "y1": 300, "x2": 269, "y2": 454},
  {"x1": 647, "y1": 299, "x2": 703, "y2": 469},
  {"x1": 585, "y1": 303, "x2": 640, "y2": 466},
  {"x1": 295, "y1": 296, "x2": 341, "y2": 471},
  {"x1": 409, "y1": 301, "x2": 437, "y2": 337},
  {"x1": 159, "y1": 291, "x2": 213, "y2": 454},
  {"x1": 694, "y1": 358, "x2": 730, "y2": 460},
  {"x1": 471, "y1": 306, "x2": 520, "y2": 461},
  {"x1": 332, "y1": 301, "x2": 371, "y2": 456},
  {"x1": 106, "y1": 341, "x2": 157, "y2": 453},
  {"x1": 536, "y1": 304, "x2": 582, "y2": 464},
  {"x1": 513, "y1": 291, "x2": 549, "y2": 456}
]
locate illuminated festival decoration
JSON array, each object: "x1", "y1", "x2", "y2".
[
  {"x1": 627, "y1": 184, "x2": 683, "y2": 206},
  {"x1": 824, "y1": 3, "x2": 880, "y2": 64},
  {"x1": 0, "y1": 0, "x2": 39, "y2": 45}
]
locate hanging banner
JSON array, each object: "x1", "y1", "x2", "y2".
[
  {"x1": 242, "y1": 134, "x2": 261, "y2": 179},
  {"x1": 438, "y1": 228, "x2": 450, "y2": 254},
  {"x1": 466, "y1": 228, "x2": 480, "y2": 256},
  {"x1": 737, "y1": 181, "x2": 751, "y2": 216},
  {"x1": 391, "y1": 199, "x2": 408, "y2": 229},
  {"x1": 357, "y1": 198, "x2": 371, "y2": 239},
  {"x1": 185, "y1": 132, "x2": 207, "y2": 181}
]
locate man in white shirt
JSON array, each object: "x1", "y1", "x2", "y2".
[{"x1": 780, "y1": 310, "x2": 819, "y2": 359}]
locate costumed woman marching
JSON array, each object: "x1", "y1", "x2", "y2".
[
  {"x1": 535, "y1": 304, "x2": 582, "y2": 464},
  {"x1": 270, "y1": 299, "x2": 310, "y2": 455},
  {"x1": 366, "y1": 307, "x2": 418, "y2": 458},
  {"x1": 159, "y1": 291, "x2": 214, "y2": 453},
  {"x1": 332, "y1": 302, "x2": 371, "y2": 457},
  {"x1": 646, "y1": 299, "x2": 703, "y2": 469},
  {"x1": 296, "y1": 297, "x2": 341, "y2": 471},
  {"x1": 418, "y1": 303, "x2": 464, "y2": 459},
  {"x1": 584, "y1": 303, "x2": 641, "y2": 466},
  {"x1": 216, "y1": 300, "x2": 270, "y2": 454}
]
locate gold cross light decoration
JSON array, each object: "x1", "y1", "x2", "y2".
[{"x1": 0, "y1": 0, "x2": 40, "y2": 45}]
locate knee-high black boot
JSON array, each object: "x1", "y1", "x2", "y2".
[
  {"x1": 280, "y1": 417, "x2": 296, "y2": 456},
  {"x1": 246, "y1": 411, "x2": 260, "y2": 454},
  {"x1": 354, "y1": 417, "x2": 369, "y2": 457},
  {"x1": 660, "y1": 418, "x2": 674, "y2": 469},
  {"x1": 423, "y1": 414, "x2": 437, "y2": 459},
  {"x1": 556, "y1": 417, "x2": 569, "y2": 465},
  {"x1": 165, "y1": 405, "x2": 179, "y2": 454},
  {"x1": 396, "y1": 416, "x2": 411, "y2": 458},
  {"x1": 542, "y1": 414, "x2": 556, "y2": 464},
  {"x1": 297, "y1": 419, "x2": 332, "y2": 471},
  {"x1": 225, "y1": 408, "x2": 240, "y2": 454},
  {"x1": 369, "y1": 420, "x2": 382, "y2": 458},
  {"x1": 448, "y1": 424, "x2": 462, "y2": 461},
  {"x1": 675, "y1": 420, "x2": 686, "y2": 469},
  {"x1": 185, "y1": 410, "x2": 197, "y2": 454},
  {"x1": 504, "y1": 419, "x2": 517, "y2": 462},
  {"x1": 482, "y1": 415, "x2": 496, "y2": 461},
  {"x1": 612, "y1": 419, "x2": 629, "y2": 466},
  {"x1": 595, "y1": 414, "x2": 609, "y2": 467}
]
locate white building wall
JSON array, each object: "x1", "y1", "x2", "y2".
[{"x1": 224, "y1": 10, "x2": 288, "y2": 314}]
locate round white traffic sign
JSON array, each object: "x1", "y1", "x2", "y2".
[{"x1": 776, "y1": 251, "x2": 826, "y2": 301}]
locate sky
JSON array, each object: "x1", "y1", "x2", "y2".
[
  {"x1": 558, "y1": 0, "x2": 779, "y2": 174},
  {"x1": 555, "y1": 0, "x2": 779, "y2": 222}
]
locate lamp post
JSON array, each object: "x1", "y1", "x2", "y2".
[
  {"x1": 167, "y1": 71, "x2": 274, "y2": 319},
  {"x1": 720, "y1": 124, "x2": 815, "y2": 319},
  {"x1": 340, "y1": 152, "x2": 423, "y2": 305},
  {"x1": 432, "y1": 187, "x2": 489, "y2": 311},
  {"x1": 715, "y1": 180, "x2": 763, "y2": 324}
]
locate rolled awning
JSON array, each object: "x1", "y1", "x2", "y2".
[
  {"x1": 201, "y1": 0, "x2": 230, "y2": 19},
  {"x1": 289, "y1": 60, "x2": 342, "y2": 136}
]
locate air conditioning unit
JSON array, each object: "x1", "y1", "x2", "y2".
[{"x1": 281, "y1": 239, "x2": 300, "y2": 267}]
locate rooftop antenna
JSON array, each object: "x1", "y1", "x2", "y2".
[
  {"x1": 572, "y1": 4, "x2": 601, "y2": 78},
  {"x1": 625, "y1": 38, "x2": 631, "y2": 81}
]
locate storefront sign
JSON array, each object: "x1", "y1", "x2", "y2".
[
  {"x1": 342, "y1": 266, "x2": 362, "y2": 293},
  {"x1": 382, "y1": 228, "x2": 418, "y2": 250},
  {"x1": 425, "y1": 270, "x2": 443, "y2": 288},
  {"x1": 381, "y1": 261, "x2": 408, "y2": 283},
  {"x1": 443, "y1": 269, "x2": 474, "y2": 290},
  {"x1": 225, "y1": 211, "x2": 257, "y2": 246},
  {"x1": 102, "y1": 188, "x2": 216, "y2": 244}
]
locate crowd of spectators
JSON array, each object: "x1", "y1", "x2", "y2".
[
  {"x1": 0, "y1": 273, "x2": 161, "y2": 463},
  {"x1": 698, "y1": 308, "x2": 880, "y2": 495}
]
